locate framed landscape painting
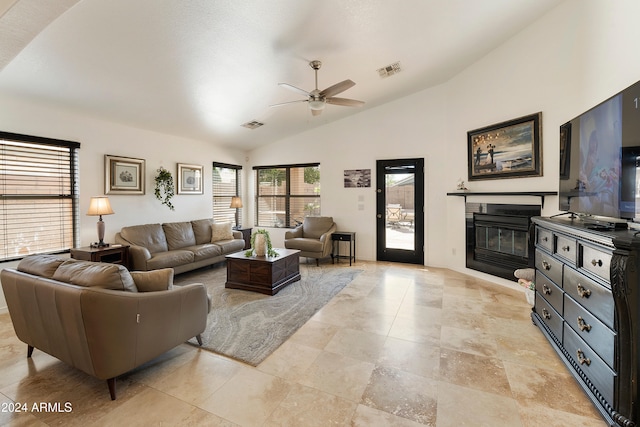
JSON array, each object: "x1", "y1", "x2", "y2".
[
  {"x1": 467, "y1": 112, "x2": 542, "y2": 181},
  {"x1": 105, "y1": 155, "x2": 145, "y2": 194}
]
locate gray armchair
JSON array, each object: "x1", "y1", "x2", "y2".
[{"x1": 284, "y1": 216, "x2": 336, "y2": 266}]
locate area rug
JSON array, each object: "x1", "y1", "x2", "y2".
[{"x1": 173, "y1": 264, "x2": 362, "y2": 366}]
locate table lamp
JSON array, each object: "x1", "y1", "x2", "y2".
[
  {"x1": 230, "y1": 196, "x2": 243, "y2": 209},
  {"x1": 87, "y1": 196, "x2": 114, "y2": 247}
]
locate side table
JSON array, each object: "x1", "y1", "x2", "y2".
[
  {"x1": 332, "y1": 231, "x2": 356, "y2": 266},
  {"x1": 70, "y1": 244, "x2": 130, "y2": 269},
  {"x1": 234, "y1": 227, "x2": 253, "y2": 250}
]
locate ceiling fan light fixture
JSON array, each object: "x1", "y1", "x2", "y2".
[{"x1": 308, "y1": 99, "x2": 325, "y2": 110}]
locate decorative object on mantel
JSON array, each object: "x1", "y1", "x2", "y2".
[
  {"x1": 154, "y1": 166, "x2": 175, "y2": 210},
  {"x1": 446, "y1": 191, "x2": 557, "y2": 208},
  {"x1": 245, "y1": 229, "x2": 278, "y2": 257},
  {"x1": 467, "y1": 112, "x2": 542, "y2": 181},
  {"x1": 456, "y1": 178, "x2": 468, "y2": 191}
]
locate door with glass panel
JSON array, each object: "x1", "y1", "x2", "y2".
[{"x1": 376, "y1": 158, "x2": 424, "y2": 264}]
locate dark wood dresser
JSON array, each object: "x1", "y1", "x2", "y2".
[{"x1": 532, "y1": 216, "x2": 640, "y2": 427}]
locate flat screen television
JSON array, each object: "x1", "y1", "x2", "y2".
[{"x1": 558, "y1": 79, "x2": 640, "y2": 224}]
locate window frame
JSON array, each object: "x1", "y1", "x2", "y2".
[
  {"x1": 253, "y1": 162, "x2": 320, "y2": 228},
  {"x1": 0, "y1": 131, "x2": 80, "y2": 262}
]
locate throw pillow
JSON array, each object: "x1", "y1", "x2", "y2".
[
  {"x1": 211, "y1": 222, "x2": 233, "y2": 242},
  {"x1": 130, "y1": 268, "x2": 174, "y2": 292}
]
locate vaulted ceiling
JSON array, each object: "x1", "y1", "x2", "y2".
[{"x1": 0, "y1": 0, "x2": 564, "y2": 150}]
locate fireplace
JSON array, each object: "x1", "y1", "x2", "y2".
[{"x1": 465, "y1": 203, "x2": 540, "y2": 281}]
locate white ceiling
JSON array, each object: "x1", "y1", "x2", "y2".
[{"x1": 0, "y1": 0, "x2": 564, "y2": 151}]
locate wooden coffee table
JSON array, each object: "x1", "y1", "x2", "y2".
[{"x1": 225, "y1": 248, "x2": 301, "y2": 295}]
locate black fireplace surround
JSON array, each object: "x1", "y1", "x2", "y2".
[{"x1": 465, "y1": 203, "x2": 540, "y2": 280}]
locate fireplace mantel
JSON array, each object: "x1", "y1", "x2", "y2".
[{"x1": 446, "y1": 191, "x2": 557, "y2": 208}]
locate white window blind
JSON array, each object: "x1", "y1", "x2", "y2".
[
  {"x1": 212, "y1": 162, "x2": 242, "y2": 227},
  {"x1": 0, "y1": 132, "x2": 80, "y2": 262}
]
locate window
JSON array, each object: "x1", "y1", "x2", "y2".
[
  {"x1": 0, "y1": 131, "x2": 80, "y2": 262},
  {"x1": 254, "y1": 163, "x2": 320, "y2": 227},
  {"x1": 212, "y1": 162, "x2": 242, "y2": 227}
]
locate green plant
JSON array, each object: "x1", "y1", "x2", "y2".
[
  {"x1": 154, "y1": 166, "x2": 175, "y2": 210},
  {"x1": 245, "y1": 229, "x2": 278, "y2": 257}
]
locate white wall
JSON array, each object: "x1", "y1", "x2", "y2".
[
  {"x1": 3, "y1": 0, "x2": 640, "y2": 311},
  {"x1": 248, "y1": 0, "x2": 640, "y2": 289}
]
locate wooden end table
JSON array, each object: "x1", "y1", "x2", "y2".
[
  {"x1": 225, "y1": 248, "x2": 300, "y2": 295},
  {"x1": 70, "y1": 244, "x2": 130, "y2": 269}
]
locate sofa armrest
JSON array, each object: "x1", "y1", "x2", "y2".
[
  {"x1": 80, "y1": 283, "x2": 208, "y2": 380},
  {"x1": 319, "y1": 223, "x2": 337, "y2": 242},
  {"x1": 127, "y1": 245, "x2": 152, "y2": 271},
  {"x1": 232, "y1": 230, "x2": 242, "y2": 239},
  {"x1": 285, "y1": 226, "x2": 303, "y2": 239}
]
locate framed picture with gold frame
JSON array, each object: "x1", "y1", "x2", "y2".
[
  {"x1": 105, "y1": 155, "x2": 145, "y2": 195},
  {"x1": 177, "y1": 163, "x2": 203, "y2": 194}
]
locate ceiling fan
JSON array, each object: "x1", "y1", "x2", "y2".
[{"x1": 270, "y1": 60, "x2": 365, "y2": 116}]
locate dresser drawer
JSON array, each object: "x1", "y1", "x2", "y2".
[
  {"x1": 536, "y1": 227, "x2": 553, "y2": 252},
  {"x1": 579, "y1": 243, "x2": 612, "y2": 284},
  {"x1": 564, "y1": 294, "x2": 615, "y2": 368},
  {"x1": 563, "y1": 266, "x2": 614, "y2": 329},
  {"x1": 535, "y1": 248, "x2": 563, "y2": 286},
  {"x1": 535, "y1": 294, "x2": 563, "y2": 342},
  {"x1": 535, "y1": 270, "x2": 563, "y2": 314},
  {"x1": 554, "y1": 233, "x2": 577, "y2": 266},
  {"x1": 563, "y1": 324, "x2": 616, "y2": 405}
]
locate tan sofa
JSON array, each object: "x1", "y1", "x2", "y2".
[
  {"x1": 0, "y1": 254, "x2": 208, "y2": 400},
  {"x1": 115, "y1": 219, "x2": 245, "y2": 274},
  {"x1": 284, "y1": 216, "x2": 336, "y2": 266}
]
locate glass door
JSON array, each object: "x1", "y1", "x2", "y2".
[{"x1": 376, "y1": 158, "x2": 424, "y2": 264}]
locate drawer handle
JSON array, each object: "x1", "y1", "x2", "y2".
[
  {"x1": 562, "y1": 245, "x2": 571, "y2": 252},
  {"x1": 576, "y1": 349, "x2": 591, "y2": 366},
  {"x1": 577, "y1": 316, "x2": 592, "y2": 332},
  {"x1": 590, "y1": 259, "x2": 603, "y2": 267},
  {"x1": 541, "y1": 260, "x2": 551, "y2": 271},
  {"x1": 542, "y1": 284, "x2": 552, "y2": 295},
  {"x1": 542, "y1": 308, "x2": 551, "y2": 320},
  {"x1": 542, "y1": 236, "x2": 549, "y2": 242},
  {"x1": 576, "y1": 283, "x2": 591, "y2": 298}
]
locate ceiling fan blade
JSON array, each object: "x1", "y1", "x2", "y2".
[
  {"x1": 319, "y1": 79, "x2": 355, "y2": 98},
  {"x1": 278, "y1": 83, "x2": 310, "y2": 96},
  {"x1": 325, "y1": 97, "x2": 365, "y2": 107},
  {"x1": 269, "y1": 99, "x2": 308, "y2": 108},
  {"x1": 311, "y1": 108, "x2": 323, "y2": 116}
]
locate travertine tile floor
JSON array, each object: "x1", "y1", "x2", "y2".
[{"x1": 0, "y1": 261, "x2": 607, "y2": 426}]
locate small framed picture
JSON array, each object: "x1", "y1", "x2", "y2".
[
  {"x1": 105, "y1": 155, "x2": 145, "y2": 195},
  {"x1": 177, "y1": 163, "x2": 203, "y2": 194}
]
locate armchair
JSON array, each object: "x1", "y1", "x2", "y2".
[{"x1": 284, "y1": 216, "x2": 336, "y2": 266}]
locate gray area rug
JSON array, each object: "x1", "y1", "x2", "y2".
[{"x1": 174, "y1": 263, "x2": 362, "y2": 366}]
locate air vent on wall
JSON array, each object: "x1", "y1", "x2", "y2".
[
  {"x1": 241, "y1": 120, "x2": 264, "y2": 129},
  {"x1": 377, "y1": 61, "x2": 402, "y2": 78}
]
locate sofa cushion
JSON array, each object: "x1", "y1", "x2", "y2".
[
  {"x1": 120, "y1": 223, "x2": 168, "y2": 253},
  {"x1": 211, "y1": 222, "x2": 233, "y2": 242},
  {"x1": 163, "y1": 222, "x2": 196, "y2": 250},
  {"x1": 184, "y1": 244, "x2": 223, "y2": 262},
  {"x1": 130, "y1": 268, "x2": 174, "y2": 292},
  {"x1": 17, "y1": 254, "x2": 66, "y2": 279},
  {"x1": 191, "y1": 218, "x2": 214, "y2": 245},
  {"x1": 52, "y1": 259, "x2": 137, "y2": 292},
  {"x1": 302, "y1": 217, "x2": 334, "y2": 239},
  {"x1": 213, "y1": 238, "x2": 245, "y2": 254},
  {"x1": 146, "y1": 250, "x2": 194, "y2": 270},
  {"x1": 285, "y1": 238, "x2": 323, "y2": 252}
]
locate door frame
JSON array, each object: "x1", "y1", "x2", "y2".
[{"x1": 376, "y1": 158, "x2": 425, "y2": 264}]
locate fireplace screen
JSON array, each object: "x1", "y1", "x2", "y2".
[{"x1": 475, "y1": 225, "x2": 528, "y2": 258}]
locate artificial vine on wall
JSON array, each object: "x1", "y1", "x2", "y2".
[{"x1": 154, "y1": 166, "x2": 175, "y2": 210}]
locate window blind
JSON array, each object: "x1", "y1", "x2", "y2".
[
  {"x1": 0, "y1": 132, "x2": 80, "y2": 262},
  {"x1": 212, "y1": 162, "x2": 242, "y2": 227}
]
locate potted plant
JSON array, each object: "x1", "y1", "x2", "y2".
[
  {"x1": 245, "y1": 229, "x2": 278, "y2": 257},
  {"x1": 154, "y1": 166, "x2": 175, "y2": 210}
]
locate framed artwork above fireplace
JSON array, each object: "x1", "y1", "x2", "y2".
[{"x1": 467, "y1": 112, "x2": 542, "y2": 181}]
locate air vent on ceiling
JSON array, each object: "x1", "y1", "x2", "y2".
[
  {"x1": 241, "y1": 120, "x2": 264, "y2": 129},
  {"x1": 377, "y1": 61, "x2": 402, "y2": 78}
]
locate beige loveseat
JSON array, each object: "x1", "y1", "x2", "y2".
[
  {"x1": 115, "y1": 219, "x2": 245, "y2": 274},
  {"x1": 1, "y1": 254, "x2": 208, "y2": 400}
]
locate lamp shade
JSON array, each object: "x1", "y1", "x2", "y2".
[
  {"x1": 230, "y1": 196, "x2": 243, "y2": 209},
  {"x1": 87, "y1": 197, "x2": 114, "y2": 216}
]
